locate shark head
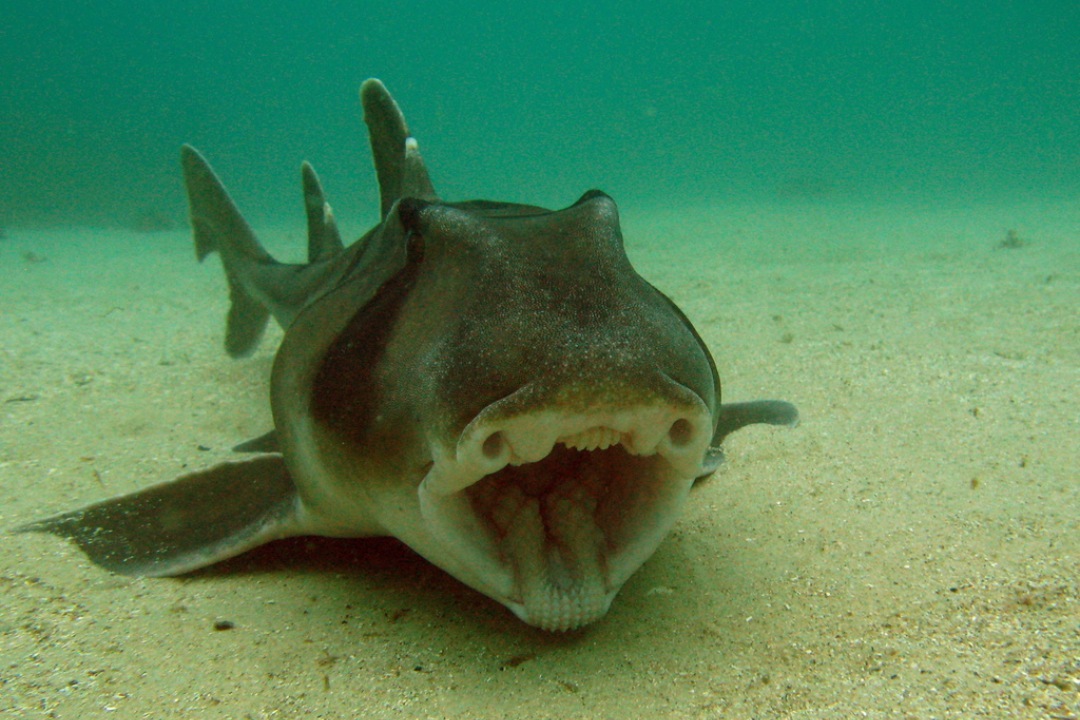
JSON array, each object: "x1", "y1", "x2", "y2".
[{"x1": 299, "y1": 191, "x2": 719, "y2": 630}]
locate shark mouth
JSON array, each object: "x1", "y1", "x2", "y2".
[{"x1": 419, "y1": 391, "x2": 712, "y2": 631}]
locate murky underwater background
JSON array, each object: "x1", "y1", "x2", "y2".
[{"x1": 2, "y1": 0, "x2": 1077, "y2": 228}]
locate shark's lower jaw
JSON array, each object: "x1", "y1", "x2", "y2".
[{"x1": 419, "y1": 400, "x2": 711, "y2": 631}]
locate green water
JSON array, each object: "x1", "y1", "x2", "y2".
[{"x1": 2, "y1": 0, "x2": 1077, "y2": 228}]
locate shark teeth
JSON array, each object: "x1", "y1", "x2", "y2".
[
  {"x1": 559, "y1": 426, "x2": 623, "y2": 452},
  {"x1": 422, "y1": 399, "x2": 711, "y2": 499}
]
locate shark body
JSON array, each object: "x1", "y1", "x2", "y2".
[{"x1": 19, "y1": 80, "x2": 797, "y2": 631}]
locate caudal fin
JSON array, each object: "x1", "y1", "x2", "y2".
[
  {"x1": 182, "y1": 80, "x2": 438, "y2": 358},
  {"x1": 181, "y1": 144, "x2": 274, "y2": 357}
]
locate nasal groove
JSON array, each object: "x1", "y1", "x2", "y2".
[
  {"x1": 483, "y1": 432, "x2": 506, "y2": 459},
  {"x1": 668, "y1": 418, "x2": 694, "y2": 447}
]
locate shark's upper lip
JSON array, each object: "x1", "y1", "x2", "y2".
[
  {"x1": 423, "y1": 382, "x2": 713, "y2": 497},
  {"x1": 417, "y1": 384, "x2": 711, "y2": 631}
]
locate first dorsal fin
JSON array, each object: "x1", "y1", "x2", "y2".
[{"x1": 360, "y1": 78, "x2": 438, "y2": 217}]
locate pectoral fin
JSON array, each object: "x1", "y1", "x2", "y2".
[
  {"x1": 17, "y1": 455, "x2": 303, "y2": 577},
  {"x1": 714, "y1": 400, "x2": 799, "y2": 442},
  {"x1": 232, "y1": 429, "x2": 280, "y2": 453},
  {"x1": 699, "y1": 400, "x2": 800, "y2": 478}
]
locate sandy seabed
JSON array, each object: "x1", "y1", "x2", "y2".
[{"x1": 1, "y1": 196, "x2": 1077, "y2": 719}]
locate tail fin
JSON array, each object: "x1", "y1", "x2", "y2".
[
  {"x1": 181, "y1": 144, "x2": 274, "y2": 357},
  {"x1": 182, "y1": 146, "x2": 347, "y2": 357},
  {"x1": 182, "y1": 80, "x2": 437, "y2": 358}
]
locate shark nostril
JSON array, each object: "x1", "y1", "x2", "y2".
[
  {"x1": 482, "y1": 432, "x2": 506, "y2": 459},
  {"x1": 668, "y1": 418, "x2": 694, "y2": 448}
]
